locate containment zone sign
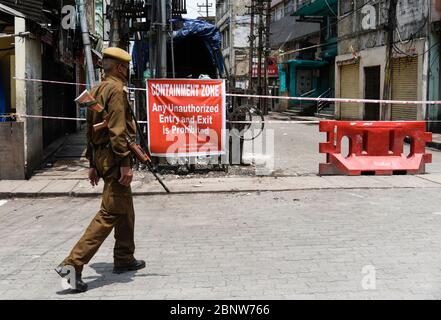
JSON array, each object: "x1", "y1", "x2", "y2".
[{"x1": 147, "y1": 79, "x2": 226, "y2": 157}]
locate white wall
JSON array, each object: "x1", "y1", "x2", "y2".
[{"x1": 14, "y1": 16, "x2": 43, "y2": 177}]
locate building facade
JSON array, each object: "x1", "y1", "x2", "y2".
[
  {"x1": 0, "y1": 0, "x2": 102, "y2": 179},
  {"x1": 216, "y1": 0, "x2": 253, "y2": 91},
  {"x1": 273, "y1": 0, "x2": 337, "y2": 115},
  {"x1": 428, "y1": 0, "x2": 441, "y2": 133},
  {"x1": 336, "y1": 0, "x2": 430, "y2": 121}
]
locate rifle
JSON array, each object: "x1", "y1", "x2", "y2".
[
  {"x1": 125, "y1": 90, "x2": 171, "y2": 193},
  {"x1": 76, "y1": 89, "x2": 171, "y2": 193}
]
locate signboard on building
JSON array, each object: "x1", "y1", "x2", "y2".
[
  {"x1": 252, "y1": 57, "x2": 279, "y2": 78},
  {"x1": 147, "y1": 79, "x2": 226, "y2": 157}
]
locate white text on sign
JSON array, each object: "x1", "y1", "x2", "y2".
[{"x1": 150, "y1": 84, "x2": 220, "y2": 97}]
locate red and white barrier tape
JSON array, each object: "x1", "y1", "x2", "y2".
[
  {"x1": 227, "y1": 93, "x2": 441, "y2": 106},
  {"x1": 13, "y1": 77, "x2": 441, "y2": 105},
  {"x1": 0, "y1": 113, "x2": 318, "y2": 124},
  {"x1": 6, "y1": 114, "x2": 441, "y2": 124}
]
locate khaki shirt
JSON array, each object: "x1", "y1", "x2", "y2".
[{"x1": 86, "y1": 75, "x2": 137, "y2": 168}]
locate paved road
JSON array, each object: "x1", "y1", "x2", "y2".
[
  {"x1": 2, "y1": 119, "x2": 441, "y2": 300},
  {"x1": 250, "y1": 120, "x2": 441, "y2": 176},
  {"x1": 1, "y1": 188, "x2": 441, "y2": 300}
]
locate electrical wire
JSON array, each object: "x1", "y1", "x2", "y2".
[
  {"x1": 392, "y1": 41, "x2": 439, "y2": 59},
  {"x1": 275, "y1": 0, "x2": 377, "y2": 56},
  {"x1": 391, "y1": 0, "x2": 430, "y2": 57}
]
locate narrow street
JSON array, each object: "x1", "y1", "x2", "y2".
[
  {"x1": 1, "y1": 121, "x2": 441, "y2": 299},
  {"x1": 1, "y1": 0, "x2": 441, "y2": 304},
  {"x1": 33, "y1": 116, "x2": 441, "y2": 180}
]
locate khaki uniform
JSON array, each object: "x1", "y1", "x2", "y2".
[{"x1": 63, "y1": 75, "x2": 137, "y2": 273}]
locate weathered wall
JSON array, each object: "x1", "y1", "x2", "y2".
[
  {"x1": 0, "y1": 122, "x2": 25, "y2": 180},
  {"x1": 233, "y1": 14, "x2": 251, "y2": 79},
  {"x1": 14, "y1": 17, "x2": 43, "y2": 178},
  {"x1": 232, "y1": 1, "x2": 252, "y2": 80},
  {"x1": 338, "y1": 0, "x2": 428, "y2": 55}
]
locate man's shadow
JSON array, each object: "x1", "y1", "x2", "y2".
[{"x1": 56, "y1": 262, "x2": 168, "y2": 294}]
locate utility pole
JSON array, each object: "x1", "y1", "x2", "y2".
[
  {"x1": 76, "y1": 0, "x2": 95, "y2": 88},
  {"x1": 150, "y1": 0, "x2": 168, "y2": 78},
  {"x1": 248, "y1": 0, "x2": 255, "y2": 96},
  {"x1": 109, "y1": 0, "x2": 121, "y2": 48},
  {"x1": 263, "y1": 0, "x2": 271, "y2": 115},
  {"x1": 256, "y1": 0, "x2": 265, "y2": 112},
  {"x1": 160, "y1": 0, "x2": 167, "y2": 78},
  {"x1": 170, "y1": 0, "x2": 176, "y2": 78},
  {"x1": 198, "y1": 0, "x2": 213, "y2": 17},
  {"x1": 382, "y1": 0, "x2": 398, "y2": 120}
]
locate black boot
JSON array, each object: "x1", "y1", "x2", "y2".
[
  {"x1": 55, "y1": 264, "x2": 88, "y2": 293},
  {"x1": 113, "y1": 259, "x2": 146, "y2": 274}
]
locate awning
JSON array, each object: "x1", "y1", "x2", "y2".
[
  {"x1": 0, "y1": 4, "x2": 26, "y2": 19},
  {"x1": 0, "y1": 0, "x2": 43, "y2": 23},
  {"x1": 285, "y1": 59, "x2": 328, "y2": 68},
  {"x1": 292, "y1": 0, "x2": 337, "y2": 16},
  {"x1": 270, "y1": 15, "x2": 320, "y2": 47}
]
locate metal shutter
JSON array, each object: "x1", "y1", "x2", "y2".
[
  {"x1": 1, "y1": 0, "x2": 44, "y2": 23},
  {"x1": 391, "y1": 57, "x2": 418, "y2": 120},
  {"x1": 340, "y1": 63, "x2": 360, "y2": 119}
]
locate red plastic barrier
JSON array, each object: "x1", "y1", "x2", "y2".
[{"x1": 319, "y1": 121, "x2": 432, "y2": 176}]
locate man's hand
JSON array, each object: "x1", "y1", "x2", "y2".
[
  {"x1": 119, "y1": 166, "x2": 133, "y2": 187},
  {"x1": 89, "y1": 168, "x2": 100, "y2": 186}
]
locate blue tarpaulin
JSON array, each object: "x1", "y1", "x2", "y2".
[
  {"x1": 172, "y1": 18, "x2": 225, "y2": 75},
  {"x1": 132, "y1": 18, "x2": 225, "y2": 78}
]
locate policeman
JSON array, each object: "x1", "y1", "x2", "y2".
[{"x1": 55, "y1": 47, "x2": 145, "y2": 292}]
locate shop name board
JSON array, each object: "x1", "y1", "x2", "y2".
[{"x1": 252, "y1": 57, "x2": 279, "y2": 78}]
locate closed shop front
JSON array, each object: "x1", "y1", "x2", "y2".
[
  {"x1": 391, "y1": 57, "x2": 418, "y2": 120},
  {"x1": 339, "y1": 63, "x2": 360, "y2": 119}
]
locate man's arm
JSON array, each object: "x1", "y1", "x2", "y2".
[{"x1": 107, "y1": 87, "x2": 131, "y2": 167}]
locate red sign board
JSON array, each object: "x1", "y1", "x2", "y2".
[
  {"x1": 252, "y1": 57, "x2": 279, "y2": 78},
  {"x1": 147, "y1": 79, "x2": 226, "y2": 157}
]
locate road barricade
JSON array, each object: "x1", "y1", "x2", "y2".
[{"x1": 319, "y1": 121, "x2": 432, "y2": 176}]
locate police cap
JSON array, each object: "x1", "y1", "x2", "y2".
[{"x1": 102, "y1": 47, "x2": 131, "y2": 63}]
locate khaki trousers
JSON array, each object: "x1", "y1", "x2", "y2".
[{"x1": 63, "y1": 147, "x2": 135, "y2": 274}]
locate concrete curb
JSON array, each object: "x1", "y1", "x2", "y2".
[
  {"x1": 427, "y1": 141, "x2": 441, "y2": 151},
  {"x1": 2, "y1": 186, "x2": 441, "y2": 199},
  {"x1": 2, "y1": 174, "x2": 441, "y2": 198}
]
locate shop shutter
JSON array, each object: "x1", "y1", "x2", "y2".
[
  {"x1": 340, "y1": 63, "x2": 360, "y2": 119},
  {"x1": 391, "y1": 57, "x2": 418, "y2": 120}
]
